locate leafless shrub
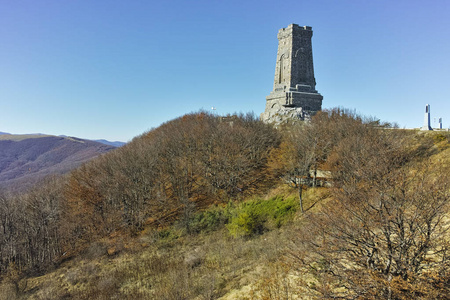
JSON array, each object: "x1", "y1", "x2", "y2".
[{"x1": 289, "y1": 111, "x2": 450, "y2": 299}]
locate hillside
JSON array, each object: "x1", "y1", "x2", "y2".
[
  {"x1": 0, "y1": 134, "x2": 115, "y2": 191},
  {"x1": 0, "y1": 110, "x2": 448, "y2": 299}
]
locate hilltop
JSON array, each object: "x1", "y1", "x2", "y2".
[{"x1": 0, "y1": 110, "x2": 448, "y2": 299}]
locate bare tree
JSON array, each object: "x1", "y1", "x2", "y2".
[{"x1": 293, "y1": 123, "x2": 450, "y2": 299}]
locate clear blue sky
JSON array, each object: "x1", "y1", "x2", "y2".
[{"x1": 1, "y1": 0, "x2": 449, "y2": 141}]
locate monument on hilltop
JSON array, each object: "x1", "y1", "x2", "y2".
[{"x1": 261, "y1": 24, "x2": 323, "y2": 125}]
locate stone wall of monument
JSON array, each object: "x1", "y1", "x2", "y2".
[{"x1": 262, "y1": 24, "x2": 323, "y2": 125}]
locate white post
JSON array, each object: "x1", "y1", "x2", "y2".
[{"x1": 421, "y1": 104, "x2": 432, "y2": 131}]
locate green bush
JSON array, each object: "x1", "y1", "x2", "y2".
[
  {"x1": 157, "y1": 228, "x2": 179, "y2": 242},
  {"x1": 181, "y1": 196, "x2": 298, "y2": 237},
  {"x1": 227, "y1": 196, "x2": 298, "y2": 238},
  {"x1": 270, "y1": 196, "x2": 297, "y2": 228},
  {"x1": 188, "y1": 207, "x2": 227, "y2": 234},
  {"x1": 227, "y1": 208, "x2": 265, "y2": 237}
]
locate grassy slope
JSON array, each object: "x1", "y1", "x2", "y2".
[
  {"x1": 2, "y1": 130, "x2": 449, "y2": 300},
  {"x1": 4, "y1": 185, "x2": 329, "y2": 300}
]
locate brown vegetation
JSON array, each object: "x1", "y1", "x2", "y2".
[
  {"x1": 0, "y1": 112, "x2": 280, "y2": 277},
  {"x1": 283, "y1": 110, "x2": 450, "y2": 299},
  {"x1": 0, "y1": 109, "x2": 449, "y2": 299}
]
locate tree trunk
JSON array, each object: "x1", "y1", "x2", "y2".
[{"x1": 298, "y1": 184, "x2": 304, "y2": 213}]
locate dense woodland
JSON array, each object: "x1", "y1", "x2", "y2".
[{"x1": 0, "y1": 109, "x2": 449, "y2": 299}]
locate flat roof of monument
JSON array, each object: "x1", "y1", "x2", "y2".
[{"x1": 287, "y1": 24, "x2": 312, "y2": 30}]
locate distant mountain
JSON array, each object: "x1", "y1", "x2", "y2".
[
  {"x1": 0, "y1": 132, "x2": 11, "y2": 135},
  {"x1": 94, "y1": 139, "x2": 126, "y2": 147},
  {"x1": 58, "y1": 135, "x2": 125, "y2": 147},
  {"x1": 0, "y1": 134, "x2": 116, "y2": 192}
]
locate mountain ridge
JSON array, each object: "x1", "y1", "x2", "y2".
[
  {"x1": 1, "y1": 131, "x2": 126, "y2": 146},
  {"x1": 93, "y1": 139, "x2": 126, "y2": 147},
  {"x1": 0, "y1": 134, "x2": 117, "y2": 192}
]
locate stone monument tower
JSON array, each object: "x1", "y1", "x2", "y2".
[{"x1": 261, "y1": 24, "x2": 323, "y2": 124}]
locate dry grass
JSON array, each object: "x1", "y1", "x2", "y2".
[
  {"x1": 5, "y1": 131, "x2": 448, "y2": 300},
  {"x1": 11, "y1": 185, "x2": 330, "y2": 300}
]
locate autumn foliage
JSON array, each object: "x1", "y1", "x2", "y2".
[
  {"x1": 0, "y1": 109, "x2": 449, "y2": 300},
  {"x1": 0, "y1": 112, "x2": 280, "y2": 276}
]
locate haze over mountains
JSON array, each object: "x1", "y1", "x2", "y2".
[
  {"x1": 0, "y1": 132, "x2": 121, "y2": 191},
  {"x1": 91, "y1": 139, "x2": 125, "y2": 147}
]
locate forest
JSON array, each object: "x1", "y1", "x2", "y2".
[{"x1": 0, "y1": 109, "x2": 449, "y2": 299}]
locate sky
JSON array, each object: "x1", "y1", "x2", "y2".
[{"x1": 1, "y1": 0, "x2": 450, "y2": 142}]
